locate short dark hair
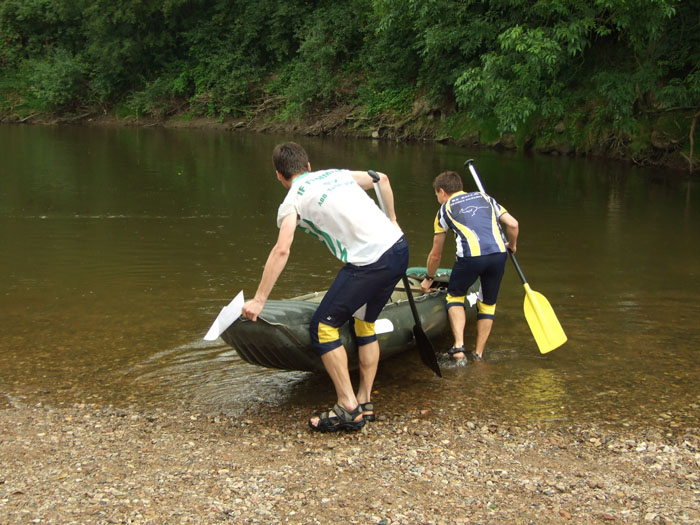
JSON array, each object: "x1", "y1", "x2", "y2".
[
  {"x1": 433, "y1": 171, "x2": 463, "y2": 194},
  {"x1": 272, "y1": 142, "x2": 309, "y2": 180}
]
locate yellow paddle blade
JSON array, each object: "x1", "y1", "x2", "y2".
[{"x1": 522, "y1": 284, "x2": 567, "y2": 354}]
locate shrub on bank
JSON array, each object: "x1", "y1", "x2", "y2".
[{"x1": 1, "y1": 0, "x2": 698, "y2": 170}]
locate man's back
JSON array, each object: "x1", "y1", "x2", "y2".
[
  {"x1": 437, "y1": 191, "x2": 507, "y2": 257},
  {"x1": 277, "y1": 169, "x2": 402, "y2": 265}
]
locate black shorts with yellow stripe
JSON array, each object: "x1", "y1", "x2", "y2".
[
  {"x1": 446, "y1": 252, "x2": 507, "y2": 320},
  {"x1": 309, "y1": 236, "x2": 409, "y2": 355}
]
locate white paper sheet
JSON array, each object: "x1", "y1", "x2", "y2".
[{"x1": 203, "y1": 291, "x2": 245, "y2": 341}]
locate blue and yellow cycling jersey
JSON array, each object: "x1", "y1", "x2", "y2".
[{"x1": 434, "y1": 191, "x2": 507, "y2": 257}]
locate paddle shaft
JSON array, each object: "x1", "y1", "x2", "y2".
[
  {"x1": 367, "y1": 169, "x2": 424, "y2": 326},
  {"x1": 367, "y1": 169, "x2": 441, "y2": 376},
  {"x1": 464, "y1": 159, "x2": 528, "y2": 285}
]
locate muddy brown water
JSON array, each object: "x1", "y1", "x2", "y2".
[{"x1": 1, "y1": 124, "x2": 698, "y2": 428}]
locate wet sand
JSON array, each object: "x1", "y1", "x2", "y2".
[{"x1": 1, "y1": 400, "x2": 698, "y2": 524}]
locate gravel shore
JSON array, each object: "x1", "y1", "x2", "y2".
[{"x1": 1, "y1": 400, "x2": 698, "y2": 524}]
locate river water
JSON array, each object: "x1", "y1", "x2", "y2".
[{"x1": 1, "y1": 124, "x2": 698, "y2": 428}]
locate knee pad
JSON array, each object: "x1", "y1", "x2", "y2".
[
  {"x1": 446, "y1": 293, "x2": 466, "y2": 310},
  {"x1": 477, "y1": 301, "x2": 496, "y2": 320},
  {"x1": 353, "y1": 318, "x2": 377, "y2": 346},
  {"x1": 311, "y1": 321, "x2": 342, "y2": 356}
]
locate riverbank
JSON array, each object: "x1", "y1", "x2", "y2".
[
  {"x1": 4, "y1": 103, "x2": 696, "y2": 174},
  {"x1": 1, "y1": 401, "x2": 698, "y2": 524}
]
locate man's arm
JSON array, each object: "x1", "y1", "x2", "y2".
[
  {"x1": 500, "y1": 212, "x2": 519, "y2": 254},
  {"x1": 242, "y1": 213, "x2": 297, "y2": 322},
  {"x1": 420, "y1": 232, "x2": 446, "y2": 292},
  {"x1": 351, "y1": 171, "x2": 398, "y2": 225}
]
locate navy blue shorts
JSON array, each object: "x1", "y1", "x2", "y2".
[
  {"x1": 310, "y1": 236, "x2": 409, "y2": 355},
  {"x1": 447, "y1": 252, "x2": 507, "y2": 319}
]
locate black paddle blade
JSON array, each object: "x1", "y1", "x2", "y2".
[{"x1": 413, "y1": 325, "x2": 442, "y2": 377}]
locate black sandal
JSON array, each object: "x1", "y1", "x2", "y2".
[
  {"x1": 447, "y1": 346, "x2": 466, "y2": 358},
  {"x1": 360, "y1": 402, "x2": 375, "y2": 422},
  {"x1": 308, "y1": 403, "x2": 365, "y2": 432}
]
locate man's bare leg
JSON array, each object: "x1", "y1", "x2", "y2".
[
  {"x1": 309, "y1": 345, "x2": 362, "y2": 427},
  {"x1": 448, "y1": 306, "x2": 466, "y2": 359},
  {"x1": 474, "y1": 318, "x2": 494, "y2": 358},
  {"x1": 356, "y1": 340, "x2": 379, "y2": 418}
]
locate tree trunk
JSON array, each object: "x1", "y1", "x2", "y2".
[{"x1": 690, "y1": 109, "x2": 700, "y2": 174}]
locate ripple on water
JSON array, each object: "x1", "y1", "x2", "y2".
[{"x1": 127, "y1": 338, "x2": 312, "y2": 415}]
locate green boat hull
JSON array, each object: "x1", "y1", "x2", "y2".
[{"x1": 221, "y1": 268, "x2": 478, "y2": 372}]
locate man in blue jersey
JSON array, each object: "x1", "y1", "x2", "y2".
[
  {"x1": 242, "y1": 142, "x2": 408, "y2": 432},
  {"x1": 420, "y1": 171, "x2": 519, "y2": 361}
]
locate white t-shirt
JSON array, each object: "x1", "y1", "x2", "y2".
[{"x1": 276, "y1": 169, "x2": 403, "y2": 266}]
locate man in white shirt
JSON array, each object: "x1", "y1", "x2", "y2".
[{"x1": 242, "y1": 142, "x2": 408, "y2": 432}]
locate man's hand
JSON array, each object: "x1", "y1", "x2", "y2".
[
  {"x1": 242, "y1": 298, "x2": 265, "y2": 322},
  {"x1": 420, "y1": 278, "x2": 433, "y2": 293}
]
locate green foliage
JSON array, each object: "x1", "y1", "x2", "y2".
[
  {"x1": 455, "y1": 23, "x2": 568, "y2": 133},
  {"x1": 453, "y1": 0, "x2": 692, "y2": 138},
  {"x1": 454, "y1": 2, "x2": 591, "y2": 133},
  {"x1": 439, "y1": 112, "x2": 478, "y2": 140},
  {"x1": 403, "y1": 0, "x2": 490, "y2": 99},
  {"x1": 178, "y1": 0, "x2": 312, "y2": 118},
  {"x1": 125, "y1": 74, "x2": 181, "y2": 118},
  {"x1": 368, "y1": 0, "x2": 489, "y2": 100},
  {"x1": 280, "y1": 0, "x2": 371, "y2": 110},
  {"x1": 0, "y1": 0, "x2": 698, "y2": 162},
  {"x1": 80, "y1": 0, "x2": 182, "y2": 102},
  {"x1": 656, "y1": 1, "x2": 700, "y2": 112},
  {"x1": 357, "y1": 87, "x2": 415, "y2": 118},
  {"x1": 0, "y1": 69, "x2": 26, "y2": 115},
  {"x1": 366, "y1": 0, "x2": 422, "y2": 90},
  {"x1": 23, "y1": 49, "x2": 88, "y2": 111},
  {"x1": 0, "y1": 0, "x2": 87, "y2": 64}
]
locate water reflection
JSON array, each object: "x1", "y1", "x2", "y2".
[
  {"x1": 0, "y1": 124, "x2": 698, "y2": 429},
  {"x1": 506, "y1": 367, "x2": 569, "y2": 423}
]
